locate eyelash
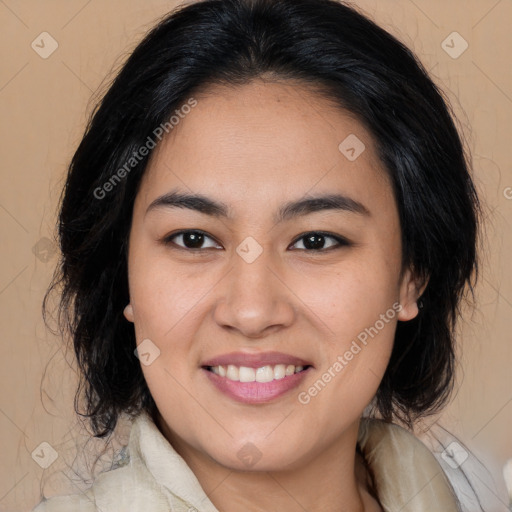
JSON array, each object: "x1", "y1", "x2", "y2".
[{"x1": 162, "y1": 230, "x2": 351, "y2": 253}]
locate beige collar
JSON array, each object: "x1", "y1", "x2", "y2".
[
  {"x1": 129, "y1": 411, "x2": 460, "y2": 512},
  {"x1": 357, "y1": 417, "x2": 460, "y2": 511}
]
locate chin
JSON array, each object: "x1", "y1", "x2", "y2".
[{"x1": 205, "y1": 439, "x2": 310, "y2": 473}]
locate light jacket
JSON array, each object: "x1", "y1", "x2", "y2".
[{"x1": 31, "y1": 411, "x2": 483, "y2": 512}]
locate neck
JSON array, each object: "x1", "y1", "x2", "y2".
[{"x1": 157, "y1": 414, "x2": 382, "y2": 512}]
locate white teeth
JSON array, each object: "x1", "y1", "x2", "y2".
[
  {"x1": 274, "y1": 364, "x2": 286, "y2": 380},
  {"x1": 256, "y1": 366, "x2": 274, "y2": 383},
  {"x1": 209, "y1": 363, "x2": 307, "y2": 382},
  {"x1": 226, "y1": 364, "x2": 239, "y2": 381},
  {"x1": 239, "y1": 366, "x2": 256, "y2": 382}
]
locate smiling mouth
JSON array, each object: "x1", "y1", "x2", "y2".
[{"x1": 204, "y1": 364, "x2": 311, "y2": 383}]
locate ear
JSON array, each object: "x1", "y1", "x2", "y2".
[
  {"x1": 397, "y1": 267, "x2": 428, "y2": 322},
  {"x1": 124, "y1": 303, "x2": 134, "y2": 323}
]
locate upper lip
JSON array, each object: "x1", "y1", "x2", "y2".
[{"x1": 201, "y1": 351, "x2": 313, "y2": 369}]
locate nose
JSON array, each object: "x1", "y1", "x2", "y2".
[{"x1": 212, "y1": 244, "x2": 296, "y2": 339}]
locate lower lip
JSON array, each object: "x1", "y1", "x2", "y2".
[{"x1": 202, "y1": 367, "x2": 312, "y2": 404}]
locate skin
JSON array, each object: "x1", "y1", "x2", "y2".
[{"x1": 123, "y1": 78, "x2": 424, "y2": 512}]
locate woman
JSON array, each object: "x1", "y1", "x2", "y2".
[{"x1": 33, "y1": 0, "x2": 488, "y2": 510}]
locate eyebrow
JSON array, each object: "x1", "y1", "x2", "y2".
[{"x1": 145, "y1": 188, "x2": 370, "y2": 223}]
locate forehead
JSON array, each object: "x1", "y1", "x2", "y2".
[{"x1": 138, "y1": 79, "x2": 392, "y2": 214}]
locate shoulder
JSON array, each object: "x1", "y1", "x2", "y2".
[
  {"x1": 31, "y1": 446, "x2": 169, "y2": 512},
  {"x1": 358, "y1": 417, "x2": 462, "y2": 511},
  {"x1": 360, "y1": 417, "x2": 505, "y2": 512},
  {"x1": 419, "y1": 422, "x2": 507, "y2": 512}
]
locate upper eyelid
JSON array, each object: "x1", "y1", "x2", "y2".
[
  {"x1": 164, "y1": 229, "x2": 221, "y2": 246},
  {"x1": 164, "y1": 229, "x2": 349, "y2": 249}
]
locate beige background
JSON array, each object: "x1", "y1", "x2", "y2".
[{"x1": 0, "y1": 0, "x2": 510, "y2": 510}]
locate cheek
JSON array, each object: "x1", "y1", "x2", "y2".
[
  {"x1": 128, "y1": 257, "x2": 204, "y2": 416},
  {"x1": 294, "y1": 258, "x2": 400, "y2": 338},
  {"x1": 298, "y1": 295, "x2": 397, "y2": 431},
  {"x1": 129, "y1": 251, "x2": 210, "y2": 337},
  {"x1": 293, "y1": 255, "x2": 399, "y2": 398}
]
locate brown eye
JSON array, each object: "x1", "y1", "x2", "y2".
[
  {"x1": 163, "y1": 230, "x2": 350, "y2": 253},
  {"x1": 163, "y1": 230, "x2": 221, "y2": 250},
  {"x1": 290, "y1": 232, "x2": 350, "y2": 252}
]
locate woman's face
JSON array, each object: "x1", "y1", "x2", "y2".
[{"x1": 124, "y1": 79, "x2": 421, "y2": 471}]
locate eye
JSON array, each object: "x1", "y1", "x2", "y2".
[
  {"x1": 289, "y1": 231, "x2": 350, "y2": 252},
  {"x1": 163, "y1": 230, "x2": 221, "y2": 250},
  {"x1": 162, "y1": 230, "x2": 350, "y2": 252}
]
